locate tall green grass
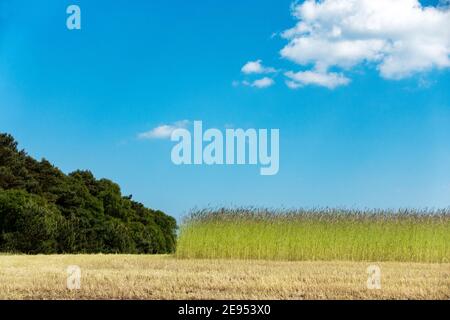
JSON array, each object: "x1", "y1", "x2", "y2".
[{"x1": 176, "y1": 208, "x2": 450, "y2": 262}]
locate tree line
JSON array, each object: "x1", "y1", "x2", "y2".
[{"x1": 0, "y1": 133, "x2": 177, "y2": 254}]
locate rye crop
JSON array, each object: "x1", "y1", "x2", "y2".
[{"x1": 176, "y1": 208, "x2": 450, "y2": 262}]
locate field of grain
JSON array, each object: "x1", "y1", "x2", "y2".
[
  {"x1": 177, "y1": 209, "x2": 450, "y2": 262},
  {"x1": 0, "y1": 254, "x2": 448, "y2": 299},
  {"x1": 1, "y1": 209, "x2": 448, "y2": 300}
]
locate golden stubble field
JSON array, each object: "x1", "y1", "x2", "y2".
[{"x1": 0, "y1": 255, "x2": 448, "y2": 300}]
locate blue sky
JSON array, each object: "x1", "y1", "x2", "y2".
[{"x1": 1, "y1": 0, "x2": 449, "y2": 220}]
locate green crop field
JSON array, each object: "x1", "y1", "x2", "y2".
[{"x1": 176, "y1": 208, "x2": 450, "y2": 263}]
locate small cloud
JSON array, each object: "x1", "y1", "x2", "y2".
[
  {"x1": 252, "y1": 77, "x2": 275, "y2": 88},
  {"x1": 241, "y1": 60, "x2": 276, "y2": 74},
  {"x1": 138, "y1": 120, "x2": 190, "y2": 140},
  {"x1": 285, "y1": 80, "x2": 302, "y2": 89},
  {"x1": 285, "y1": 70, "x2": 350, "y2": 89},
  {"x1": 418, "y1": 77, "x2": 435, "y2": 89},
  {"x1": 242, "y1": 77, "x2": 275, "y2": 89}
]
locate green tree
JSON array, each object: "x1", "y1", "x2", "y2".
[
  {"x1": 0, "y1": 190, "x2": 62, "y2": 253},
  {"x1": 0, "y1": 133, "x2": 177, "y2": 254}
]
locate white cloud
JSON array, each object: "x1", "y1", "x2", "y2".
[
  {"x1": 280, "y1": 0, "x2": 450, "y2": 87},
  {"x1": 252, "y1": 77, "x2": 275, "y2": 88},
  {"x1": 285, "y1": 70, "x2": 350, "y2": 89},
  {"x1": 138, "y1": 120, "x2": 190, "y2": 140},
  {"x1": 241, "y1": 60, "x2": 276, "y2": 74},
  {"x1": 242, "y1": 77, "x2": 275, "y2": 88}
]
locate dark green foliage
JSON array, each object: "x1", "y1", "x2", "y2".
[
  {"x1": 0, "y1": 190, "x2": 61, "y2": 253},
  {"x1": 0, "y1": 133, "x2": 177, "y2": 254}
]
